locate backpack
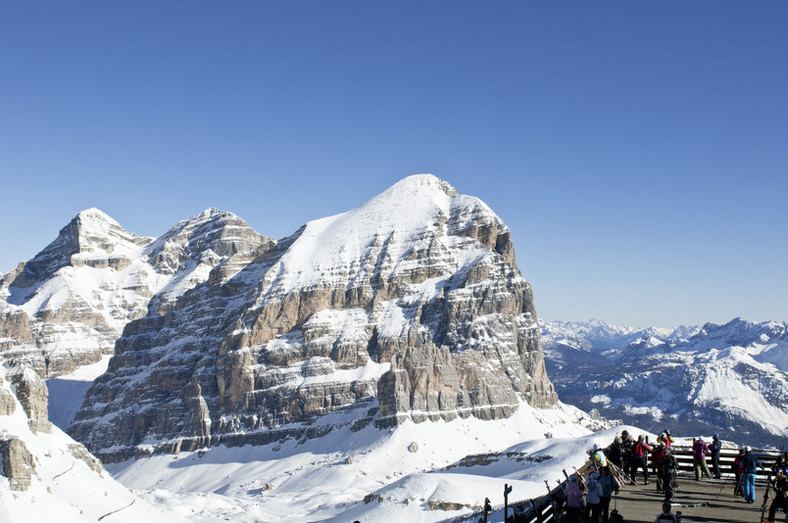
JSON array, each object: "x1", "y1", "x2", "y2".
[
  {"x1": 609, "y1": 509, "x2": 625, "y2": 522},
  {"x1": 775, "y1": 475, "x2": 788, "y2": 493},
  {"x1": 622, "y1": 440, "x2": 634, "y2": 457}
]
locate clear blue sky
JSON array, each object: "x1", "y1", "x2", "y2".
[{"x1": 2, "y1": 1, "x2": 786, "y2": 327}]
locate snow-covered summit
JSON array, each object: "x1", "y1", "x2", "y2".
[
  {"x1": 267, "y1": 174, "x2": 506, "y2": 294},
  {"x1": 0, "y1": 207, "x2": 271, "y2": 377}
]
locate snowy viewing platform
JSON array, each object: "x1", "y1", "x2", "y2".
[
  {"x1": 608, "y1": 474, "x2": 770, "y2": 523},
  {"x1": 461, "y1": 445, "x2": 781, "y2": 523}
]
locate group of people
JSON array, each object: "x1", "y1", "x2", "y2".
[
  {"x1": 605, "y1": 429, "x2": 679, "y2": 501},
  {"x1": 563, "y1": 465, "x2": 620, "y2": 523},
  {"x1": 560, "y1": 429, "x2": 788, "y2": 523}
]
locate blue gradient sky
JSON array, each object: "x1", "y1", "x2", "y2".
[{"x1": 2, "y1": 2, "x2": 786, "y2": 327}]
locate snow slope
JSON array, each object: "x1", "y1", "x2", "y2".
[
  {"x1": 0, "y1": 362, "x2": 185, "y2": 523},
  {"x1": 106, "y1": 401, "x2": 605, "y2": 522}
]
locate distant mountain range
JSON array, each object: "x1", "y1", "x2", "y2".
[{"x1": 541, "y1": 318, "x2": 788, "y2": 447}]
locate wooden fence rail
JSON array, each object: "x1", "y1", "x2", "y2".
[{"x1": 490, "y1": 446, "x2": 784, "y2": 523}]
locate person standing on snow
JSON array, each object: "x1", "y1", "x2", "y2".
[
  {"x1": 740, "y1": 446, "x2": 763, "y2": 504},
  {"x1": 599, "y1": 465, "x2": 620, "y2": 523},
  {"x1": 585, "y1": 471, "x2": 604, "y2": 523},
  {"x1": 631, "y1": 435, "x2": 652, "y2": 484},
  {"x1": 652, "y1": 443, "x2": 667, "y2": 493},
  {"x1": 692, "y1": 437, "x2": 712, "y2": 480},
  {"x1": 563, "y1": 474, "x2": 585, "y2": 523},
  {"x1": 661, "y1": 446, "x2": 679, "y2": 502},
  {"x1": 657, "y1": 431, "x2": 674, "y2": 448},
  {"x1": 710, "y1": 433, "x2": 723, "y2": 479}
]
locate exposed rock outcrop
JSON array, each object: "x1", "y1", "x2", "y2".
[
  {"x1": 1, "y1": 436, "x2": 36, "y2": 491},
  {"x1": 69, "y1": 175, "x2": 557, "y2": 462},
  {"x1": 8, "y1": 367, "x2": 51, "y2": 434},
  {"x1": 0, "y1": 377, "x2": 16, "y2": 415}
]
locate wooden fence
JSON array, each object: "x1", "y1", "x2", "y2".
[{"x1": 459, "y1": 445, "x2": 785, "y2": 523}]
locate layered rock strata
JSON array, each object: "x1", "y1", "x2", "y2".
[
  {"x1": 69, "y1": 175, "x2": 557, "y2": 462},
  {"x1": 0, "y1": 208, "x2": 271, "y2": 378}
]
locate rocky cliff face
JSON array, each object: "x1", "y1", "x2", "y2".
[
  {"x1": 68, "y1": 175, "x2": 557, "y2": 462},
  {"x1": 0, "y1": 208, "x2": 271, "y2": 378}
]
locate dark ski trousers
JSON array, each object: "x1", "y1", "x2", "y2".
[
  {"x1": 631, "y1": 455, "x2": 648, "y2": 483},
  {"x1": 663, "y1": 471, "x2": 676, "y2": 501},
  {"x1": 768, "y1": 492, "x2": 787, "y2": 522},
  {"x1": 585, "y1": 501, "x2": 601, "y2": 523},
  {"x1": 734, "y1": 472, "x2": 743, "y2": 496},
  {"x1": 600, "y1": 496, "x2": 612, "y2": 523},
  {"x1": 711, "y1": 452, "x2": 721, "y2": 478}
]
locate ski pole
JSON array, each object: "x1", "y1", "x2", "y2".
[{"x1": 714, "y1": 472, "x2": 730, "y2": 499}]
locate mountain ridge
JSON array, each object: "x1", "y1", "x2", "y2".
[
  {"x1": 0, "y1": 206, "x2": 271, "y2": 377},
  {"x1": 541, "y1": 317, "x2": 788, "y2": 446}
]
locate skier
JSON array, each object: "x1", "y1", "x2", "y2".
[
  {"x1": 590, "y1": 443, "x2": 609, "y2": 471},
  {"x1": 607, "y1": 435, "x2": 624, "y2": 470},
  {"x1": 692, "y1": 437, "x2": 712, "y2": 480},
  {"x1": 733, "y1": 448, "x2": 745, "y2": 497},
  {"x1": 585, "y1": 471, "x2": 604, "y2": 523},
  {"x1": 740, "y1": 446, "x2": 763, "y2": 503},
  {"x1": 764, "y1": 472, "x2": 788, "y2": 523},
  {"x1": 710, "y1": 433, "x2": 723, "y2": 479},
  {"x1": 599, "y1": 465, "x2": 620, "y2": 523},
  {"x1": 621, "y1": 430, "x2": 635, "y2": 478},
  {"x1": 653, "y1": 501, "x2": 681, "y2": 522},
  {"x1": 652, "y1": 443, "x2": 666, "y2": 493},
  {"x1": 657, "y1": 431, "x2": 674, "y2": 448},
  {"x1": 563, "y1": 474, "x2": 585, "y2": 523},
  {"x1": 661, "y1": 446, "x2": 679, "y2": 501},
  {"x1": 631, "y1": 435, "x2": 652, "y2": 484}
]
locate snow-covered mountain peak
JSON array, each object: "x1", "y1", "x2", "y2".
[
  {"x1": 145, "y1": 207, "x2": 273, "y2": 277},
  {"x1": 74, "y1": 207, "x2": 120, "y2": 227},
  {"x1": 71, "y1": 207, "x2": 150, "y2": 250},
  {"x1": 695, "y1": 317, "x2": 787, "y2": 348},
  {"x1": 268, "y1": 175, "x2": 507, "y2": 294},
  {"x1": 1, "y1": 209, "x2": 149, "y2": 298},
  {"x1": 0, "y1": 206, "x2": 274, "y2": 377}
]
